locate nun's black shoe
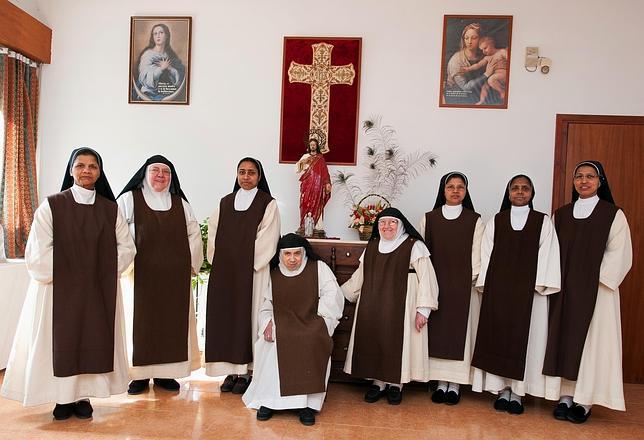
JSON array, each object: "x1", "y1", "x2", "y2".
[
  {"x1": 153, "y1": 378, "x2": 180, "y2": 391},
  {"x1": 299, "y1": 407, "x2": 316, "y2": 426},
  {"x1": 445, "y1": 390, "x2": 461, "y2": 405},
  {"x1": 431, "y1": 389, "x2": 446, "y2": 404},
  {"x1": 128, "y1": 379, "x2": 150, "y2": 395},
  {"x1": 232, "y1": 376, "x2": 251, "y2": 394},
  {"x1": 508, "y1": 400, "x2": 524, "y2": 415},
  {"x1": 386, "y1": 386, "x2": 403, "y2": 405},
  {"x1": 220, "y1": 374, "x2": 237, "y2": 392},
  {"x1": 53, "y1": 403, "x2": 74, "y2": 420},
  {"x1": 257, "y1": 406, "x2": 273, "y2": 421},
  {"x1": 364, "y1": 385, "x2": 386, "y2": 403},
  {"x1": 494, "y1": 397, "x2": 509, "y2": 411},
  {"x1": 553, "y1": 403, "x2": 570, "y2": 420},
  {"x1": 566, "y1": 405, "x2": 591, "y2": 424},
  {"x1": 73, "y1": 400, "x2": 93, "y2": 419}
]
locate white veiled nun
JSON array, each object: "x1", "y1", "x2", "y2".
[
  {"x1": 117, "y1": 156, "x2": 203, "y2": 393},
  {"x1": 342, "y1": 208, "x2": 439, "y2": 404},
  {"x1": 243, "y1": 234, "x2": 344, "y2": 425}
]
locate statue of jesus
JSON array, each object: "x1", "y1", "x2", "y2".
[{"x1": 296, "y1": 138, "x2": 331, "y2": 237}]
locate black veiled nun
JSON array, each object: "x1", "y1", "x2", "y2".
[
  {"x1": 116, "y1": 155, "x2": 203, "y2": 395},
  {"x1": 233, "y1": 157, "x2": 272, "y2": 196},
  {"x1": 119, "y1": 154, "x2": 188, "y2": 201},
  {"x1": 432, "y1": 171, "x2": 475, "y2": 211},
  {"x1": 571, "y1": 160, "x2": 614, "y2": 203},
  {"x1": 499, "y1": 174, "x2": 535, "y2": 211},
  {"x1": 0, "y1": 147, "x2": 136, "y2": 420},
  {"x1": 420, "y1": 172, "x2": 484, "y2": 405},
  {"x1": 542, "y1": 160, "x2": 631, "y2": 422},
  {"x1": 270, "y1": 232, "x2": 321, "y2": 269},
  {"x1": 343, "y1": 206, "x2": 438, "y2": 405},
  {"x1": 242, "y1": 232, "x2": 344, "y2": 423},
  {"x1": 61, "y1": 147, "x2": 116, "y2": 201},
  {"x1": 204, "y1": 156, "x2": 280, "y2": 394},
  {"x1": 471, "y1": 173, "x2": 560, "y2": 415}
]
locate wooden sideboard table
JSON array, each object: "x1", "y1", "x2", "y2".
[{"x1": 309, "y1": 239, "x2": 366, "y2": 382}]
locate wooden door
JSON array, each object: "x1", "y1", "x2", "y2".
[{"x1": 552, "y1": 114, "x2": 643, "y2": 383}]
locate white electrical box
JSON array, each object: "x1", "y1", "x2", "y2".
[{"x1": 525, "y1": 47, "x2": 539, "y2": 69}]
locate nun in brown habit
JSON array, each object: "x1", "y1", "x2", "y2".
[
  {"x1": 204, "y1": 157, "x2": 281, "y2": 394},
  {"x1": 117, "y1": 155, "x2": 203, "y2": 395},
  {"x1": 242, "y1": 233, "x2": 344, "y2": 426},
  {"x1": 418, "y1": 172, "x2": 484, "y2": 405},
  {"x1": 543, "y1": 161, "x2": 632, "y2": 423},
  {"x1": 343, "y1": 208, "x2": 439, "y2": 405},
  {"x1": 471, "y1": 174, "x2": 560, "y2": 415},
  {"x1": 0, "y1": 148, "x2": 136, "y2": 420}
]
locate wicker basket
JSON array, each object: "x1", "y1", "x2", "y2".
[{"x1": 358, "y1": 225, "x2": 373, "y2": 241}]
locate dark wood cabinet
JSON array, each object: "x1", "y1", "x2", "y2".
[{"x1": 309, "y1": 239, "x2": 366, "y2": 382}]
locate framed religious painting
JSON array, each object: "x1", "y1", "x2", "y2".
[
  {"x1": 439, "y1": 15, "x2": 513, "y2": 109},
  {"x1": 280, "y1": 37, "x2": 362, "y2": 165},
  {"x1": 128, "y1": 16, "x2": 192, "y2": 105}
]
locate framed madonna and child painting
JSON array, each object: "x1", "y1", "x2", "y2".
[
  {"x1": 439, "y1": 15, "x2": 513, "y2": 109},
  {"x1": 128, "y1": 16, "x2": 192, "y2": 105}
]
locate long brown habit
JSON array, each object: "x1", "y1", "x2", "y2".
[
  {"x1": 542, "y1": 200, "x2": 617, "y2": 380},
  {"x1": 49, "y1": 189, "x2": 118, "y2": 377},
  {"x1": 131, "y1": 189, "x2": 191, "y2": 366},
  {"x1": 205, "y1": 190, "x2": 273, "y2": 363},
  {"x1": 271, "y1": 260, "x2": 333, "y2": 396},
  {"x1": 425, "y1": 208, "x2": 479, "y2": 360},
  {"x1": 471, "y1": 209, "x2": 544, "y2": 381},
  {"x1": 351, "y1": 237, "x2": 415, "y2": 384}
]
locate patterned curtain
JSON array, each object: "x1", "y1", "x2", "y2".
[{"x1": 0, "y1": 47, "x2": 40, "y2": 258}]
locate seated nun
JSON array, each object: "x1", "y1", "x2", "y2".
[
  {"x1": 0, "y1": 147, "x2": 136, "y2": 420},
  {"x1": 242, "y1": 233, "x2": 344, "y2": 426},
  {"x1": 117, "y1": 155, "x2": 203, "y2": 394},
  {"x1": 342, "y1": 207, "x2": 439, "y2": 405}
]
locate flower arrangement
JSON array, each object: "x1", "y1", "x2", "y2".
[
  {"x1": 333, "y1": 116, "x2": 437, "y2": 238},
  {"x1": 349, "y1": 195, "x2": 390, "y2": 232}
]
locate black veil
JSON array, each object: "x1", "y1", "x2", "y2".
[
  {"x1": 60, "y1": 147, "x2": 116, "y2": 202},
  {"x1": 118, "y1": 154, "x2": 188, "y2": 201},
  {"x1": 572, "y1": 160, "x2": 615, "y2": 204},
  {"x1": 432, "y1": 171, "x2": 475, "y2": 210},
  {"x1": 233, "y1": 157, "x2": 271, "y2": 196},
  {"x1": 499, "y1": 174, "x2": 535, "y2": 212}
]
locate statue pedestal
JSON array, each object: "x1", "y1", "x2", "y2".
[{"x1": 295, "y1": 227, "x2": 327, "y2": 239}]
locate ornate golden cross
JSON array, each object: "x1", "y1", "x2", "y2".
[{"x1": 288, "y1": 42, "x2": 356, "y2": 153}]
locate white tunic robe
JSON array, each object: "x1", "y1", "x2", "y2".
[
  {"x1": 471, "y1": 207, "x2": 561, "y2": 399},
  {"x1": 242, "y1": 260, "x2": 344, "y2": 411},
  {"x1": 204, "y1": 193, "x2": 280, "y2": 376},
  {"x1": 544, "y1": 207, "x2": 632, "y2": 410},
  {"x1": 342, "y1": 241, "x2": 439, "y2": 384},
  {"x1": 0, "y1": 185, "x2": 136, "y2": 406},
  {"x1": 117, "y1": 188, "x2": 203, "y2": 380},
  {"x1": 418, "y1": 207, "x2": 485, "y2": 385}
]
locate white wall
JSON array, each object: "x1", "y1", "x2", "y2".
[{"x1": 16, "y1": 0, "x2": 644, "y2": 238}]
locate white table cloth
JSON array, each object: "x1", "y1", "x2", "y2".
[{"x1": 0, "y1": 260, "x2": 30, "y2": 369}]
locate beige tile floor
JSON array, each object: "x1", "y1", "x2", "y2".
[{"x1": 1, "y1": 369, "x2": 643, "y2": 439}]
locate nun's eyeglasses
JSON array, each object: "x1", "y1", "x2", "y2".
[
  {"x1": 378, "y1": 219, "x2": 399, "y2": 226},
  {"x1": 445, "y1": 184, "x2": 466, "y2": 191},
  {"x1": 149, "y1": 167, "x2": 171, "y2": 176}
]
